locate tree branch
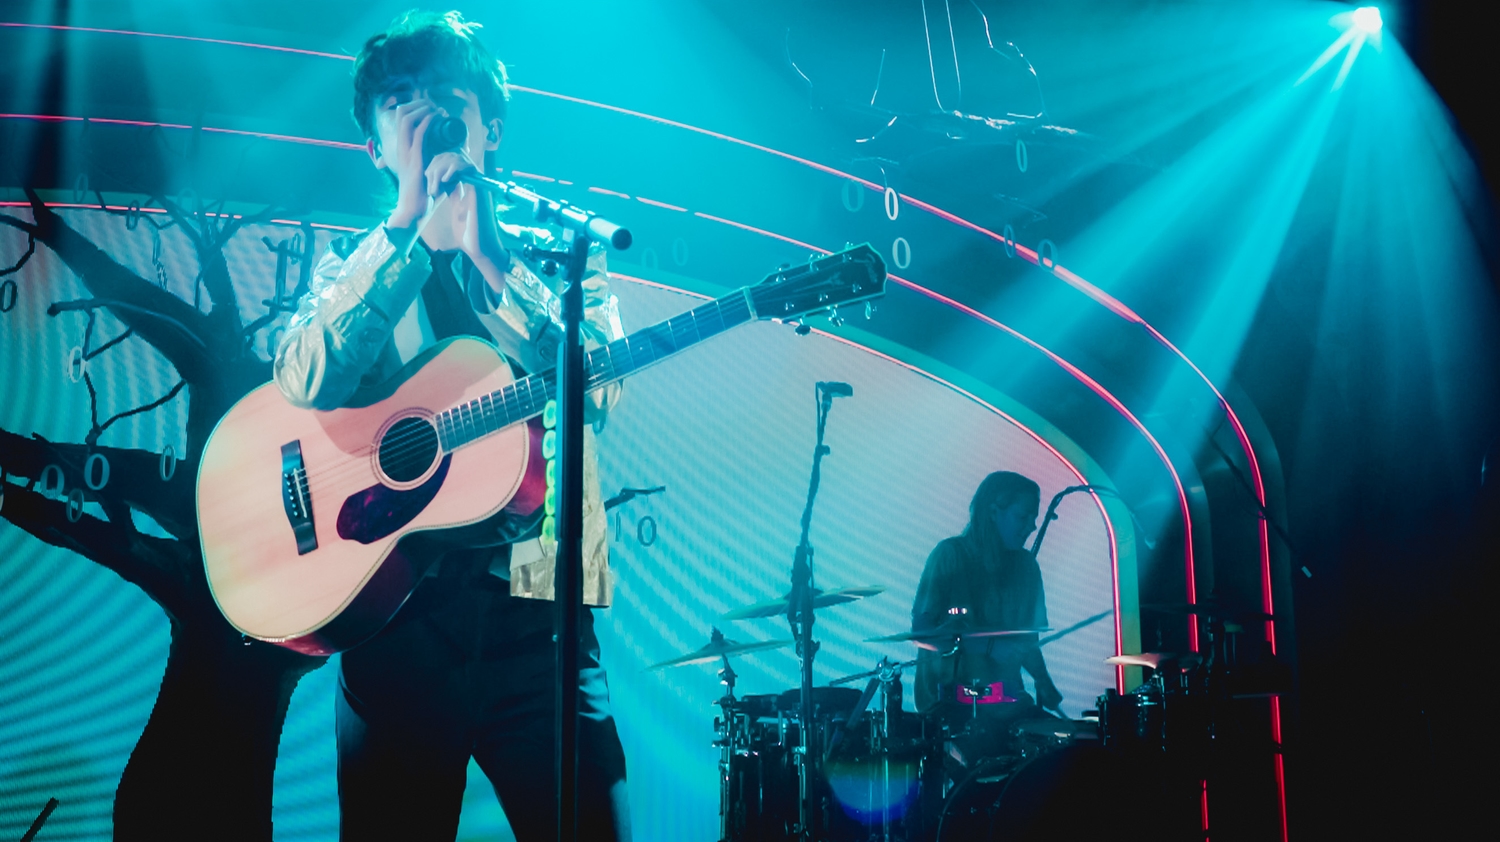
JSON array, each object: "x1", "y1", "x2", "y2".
[
  {"x1": 0, "y1": 428, "x2": 196, "y2": 541},
  {"x1": 20, "y1": 189, "x2": 216, "y2": 382},
  {"x1": 0, "y1": 483, "x2": 188, "y2": 613}
]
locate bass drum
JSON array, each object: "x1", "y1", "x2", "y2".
[{"x1": 934, "y1": 745, "x2": 1196, "y2": 842}]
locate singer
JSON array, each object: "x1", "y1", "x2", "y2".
[{"x1": 271, "y1": 10, "x2": 631, "y2": 841}]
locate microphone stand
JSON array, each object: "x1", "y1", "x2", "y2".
[
  {"x1": 486, "y1": 175, "x2": 629, "y2": 842},
  {"x1": 788, "y1": 383, "x2": 844, "y2": 840}
]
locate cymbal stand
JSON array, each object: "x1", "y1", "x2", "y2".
[
  {"x1": 715, "y1": 650, "x2": 741, "y2": 842},
  {"x1": 874, "y1": 658, "x2": 906, "y2": 842},
  {"x1": 787, "y1": 382, "x2": 847, "y2": 840}
]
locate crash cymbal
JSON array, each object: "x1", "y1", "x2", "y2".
[
  {"x1": 647, "y1": 632, "x2": 792, "y2": 670},
  {"x1": 1104, "y1": 652, "x2": 1202, "y2": 670},
  {"x1": 721, "y1": 586, "x2": 886, "y2": 621}
]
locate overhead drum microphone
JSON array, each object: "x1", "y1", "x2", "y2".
[{"x1": 817, "y1": 381, "x2": 854, "y2": 398}]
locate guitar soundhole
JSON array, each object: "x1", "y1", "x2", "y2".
[{"x1": 378, "y1": 416, "x2": 440, "y2": 484}]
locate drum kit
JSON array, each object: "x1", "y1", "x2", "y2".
[
  {"x1": 647, "y1": 386, "x2": 1280, "y2": 839},
  {"x1": 647, "y1": 593, "x2": 1283, "y2": 841}
]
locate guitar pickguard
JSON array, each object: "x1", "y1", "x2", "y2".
[{"x1": 336, "y1": 455, "x2": 452, "y2": 544}]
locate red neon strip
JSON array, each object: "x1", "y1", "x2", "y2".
[
  {"x1": 509, "y1": 170, "x2": 555, "y2": 183},
  {"x1": 1, "y1": 201, "x2": 159, "y2": 213},
  {"x1": 0, "y1": 22, "x2": 353, "y2": 61},
  {"x1": 635, "y1": 196, "x2": 688, "y2": 213},
  {"x1": 1201, "y1": 780, "x2": 1211, "y2": 840},
  {"x1": 587, "y1": 186, "x2": 631, "y2": 200},
  {"x1": 1271, "y1": 696, "x2": 1288, "y2": 841},
  {"x1": 269, "y1": 219, "x2": 361, "y2": 232},
  {"x1": 691, "y1": 212, "x2": 829, "y2": 256},
  {"x1": 0, "y1": 113, "x2": 364, "y2": 150},
  {"x1": 612, "y1": 269, "x2": 1122, "y2": 692}
]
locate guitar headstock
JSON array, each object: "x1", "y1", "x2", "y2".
[{"x1": 747, "y1": 243, "x2": 887, "y2": 327}]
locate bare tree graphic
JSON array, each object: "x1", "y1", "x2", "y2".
[{"x1": 1, "y1": 188, "x2": 324, "y2": 842}]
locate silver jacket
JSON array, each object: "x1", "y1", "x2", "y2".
[{"x1": 272, "y1": 219, "x2": 623, "y2": 605}]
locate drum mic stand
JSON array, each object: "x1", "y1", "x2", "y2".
[{"x1": 786, "y1": 381, "x2": 847, "y2": 840}]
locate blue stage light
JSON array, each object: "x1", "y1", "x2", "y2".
[{"x1": 1353, "y1": 6, "x2": 1383, "y2": 34}]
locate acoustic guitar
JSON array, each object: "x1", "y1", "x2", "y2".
[{"x1": 198, "y1": 244, "x2": 887, "y2": 654}]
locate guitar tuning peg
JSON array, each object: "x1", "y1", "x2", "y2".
[
  {"x1": 864, "y1": 302, "x2": 876, "y2": 319},
  {"x1": 828, "y1": 306, "x2": 844, "y2": 328}
]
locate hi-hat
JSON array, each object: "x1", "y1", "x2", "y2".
[
  {"x1": 647, "y1": 631, "x2": 792, "y2": 670},
  {"x1": 721, "y1": 586, "x2": 886, "y2": 621}
]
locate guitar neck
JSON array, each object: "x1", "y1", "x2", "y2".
[{"x1": 434, "y1": 288, "x2": 757, "y2": 451}]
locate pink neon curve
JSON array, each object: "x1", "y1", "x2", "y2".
[
  {"x1": 2, "y1": 21, "x2": 1266, "y2": 642},
  {"x1": 0, "y1": 31, "x2": 1270, "y2": 642},
  {"x1": 0, "y1": 104, "x2": 1186, "y2": 658},
  {"x1": 0, "y1": 22, "x2": 353, "y2": 61},
  {"x1": 0, "y1": 113, "x2": 363, "y2": 150},
  {"x1": 6, "y1": 19, "x2": 1281, "y2": 823},
  {"x1": 2, "y1": 20, "x2": 1274, "y2": 646},
  {"x1": 610, "y1": 272, "x2": 1126, "y2": 693}
]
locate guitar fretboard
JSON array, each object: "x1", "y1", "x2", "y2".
[{"x1": 433, "y1": 289, "x2": 756, "y2": 452}]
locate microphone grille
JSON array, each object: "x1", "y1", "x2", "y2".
[{"x1": 427, "y1": 116, "x2": 468, "y2": 153}]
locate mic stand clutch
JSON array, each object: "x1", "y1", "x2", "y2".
[
  {"x1": 508, "y1": 181, "x2": 630, "y2": 842},
  {"x1": 787, "y1": 381, "x2": 851, "y2": 840}
]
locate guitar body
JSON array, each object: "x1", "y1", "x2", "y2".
[{"x1": 198, "y1": 337, "x2": 544, "y2": 655}]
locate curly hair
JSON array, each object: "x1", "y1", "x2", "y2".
[{"x1": 350, "y1": 9, "x2": 510, "y2": 142}]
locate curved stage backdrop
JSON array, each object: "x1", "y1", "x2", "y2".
[{"x1": 0, "y1": 209, "x2": 1127, "y2": 839}]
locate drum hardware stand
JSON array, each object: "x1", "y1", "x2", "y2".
[
  {"x1": 786, "y1": 381, "x2": 850, "y2": 840},
  {"x1": 714, "y1": 637, "x2": 742, "y2": 842},
  {"x1": 872, "y1": 658, "x2": 908, "y2": 842}
]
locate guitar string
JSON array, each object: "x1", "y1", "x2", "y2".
[
  {"x1": 289, "y1": 253, "x2": 878, "y2": 490},
  {"x1": 365, "y1": 303, "x2": 711, "y2": 473},
  {"x1": 356, "y1": 294, "x2": 731, "y2": 470},
  {"x1": 317, "y1": 307, "x2": 697, "y2": 479},
  {"x1": 294, "y1": 298, "x2": 740, "y2": 488},
  {"x1": 309, "y1": 258, "x2": 858, "y2": 480},
  {"x1": 296, "y1": 272, "x2": 868, "y2": 490}
]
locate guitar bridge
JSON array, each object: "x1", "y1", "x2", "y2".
[{"x1": 280, "y1": 441, "x2": 318, "y2": 555}]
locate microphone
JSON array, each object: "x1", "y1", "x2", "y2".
[
  {"x1": 425, "y1": 115, "x2": 469, "y2": 155},
  {"x1": 422, "y1": 116, "x2": 633, "y2": 251},
  {"x1": 817, "y1": 381, "x2": 854, "y2": 398}
]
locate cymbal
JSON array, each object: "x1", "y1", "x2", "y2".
[
  {"x1": 647, "y1": 635, "x2": 792, "y2": 670},
  {"x1": 721, "y1": 586, "x2": 886, "y2": 621},
  {"x1": 831, "y1": 658, "x2": 919, "y2": 686},
  {"x1": 866, "y1": 623, "x2": 1050, "y2": 645},
  {"x1": 1104, "y1": 652, "x2": 1202, "y2": 670}
]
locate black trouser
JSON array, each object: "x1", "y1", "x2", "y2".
[{"x1": 335, "y1": 553, "x2": 630, "y2": 841}]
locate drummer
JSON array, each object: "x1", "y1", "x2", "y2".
[{"x1": 911, "y1": 471, "x2": 1064, "y2": 722}]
